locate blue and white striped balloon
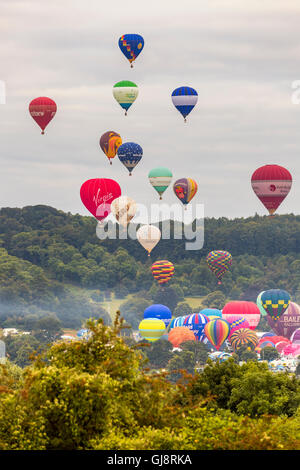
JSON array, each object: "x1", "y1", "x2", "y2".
[{"x1": 171, "y1": 86, "x2": 198, "y2": 122}]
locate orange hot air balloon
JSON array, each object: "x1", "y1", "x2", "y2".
[
  {"x1": 100, "y1": 131, "x2": 122, "y2": 165},
  {"x1": 168, "y1": 327, "x2": 196, "y2": 348}
]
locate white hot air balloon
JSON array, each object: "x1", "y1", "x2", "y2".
[
  {"x1": 136, "y1": 224, "x2": 161, "y2": 256},
  {"x1": 111, "y1": 196, "x2": 137, "y2": 228}
]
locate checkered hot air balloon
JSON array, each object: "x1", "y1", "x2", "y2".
[
  {"x1": 261, "y1": 289, "x2": 291, "y2": 322},
  {"x1": 151, "y1": 260, "x2": 175, "y2": 286},
  {"x1": 206, "y1": 250, "x2": 232, "y2": 284}
]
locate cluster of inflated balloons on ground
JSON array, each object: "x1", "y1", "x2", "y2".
[
  {"x1": 28, "y1": 33, "x2": 293, "y2": 246},
  {"x1": 138, "y1": 286, "x2": 300, "y2": 358}
]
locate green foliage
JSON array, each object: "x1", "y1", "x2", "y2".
[{"x1": 0, "y1": 314, "x2": 299, "y2": 450}]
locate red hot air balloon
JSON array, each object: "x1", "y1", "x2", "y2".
[
  {"x1": 222, "y1": 301, "x2": 261, "y2": 330},
  {"x1": 251, "y1": 164, "x2": 292, "y2": 215},
  {"x1": 80, "y1": 178, "x2": 121, "y2": 222},
  {"x1": 29, "y1": 97, "x2": 57, "y2": 134}
]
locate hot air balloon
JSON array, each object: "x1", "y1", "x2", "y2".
[
  {"x1": 138, "y1": 318, "x2": 166, "y2": 342},
  {"x1": 291, "y1": 328, "x2": 300, "y2": 344},
  {"x1": 148, "y1": 167, "x2": 173, "y2": 200},
  {"x1": 173, "y1": 178, "x2": 197, "y2": 207},
  {"x1": 258, "y1": 340, "x2": 276, "y2": 349},
  {"x1": 200, "y1": 308, "x2": 222, "y2": 320},
  {"x1": 275, "y1": 341, "x2": 291, "y2": 353},
  {"x1": 29, "y1": 97, "x2": 57, "y2": 134},
  {"x1": 261, "y1": 289, "x2": 291, "y2": 322},
  {"x1": 168, "y1": 326, "x2": 196, "y2": 348},
  {"x1": 113, "y1": 80, "x2": 138, "y2": 115},
  {"x1": 151, "y1": 260, "x2": 175, "y2": 286},
  {"x1": 80, "y1": 178, "x2": 121, "y2": 222},
  {"x1": 226, "y1": 316, "x2": 250, "y2": 339},
  {"x1": 256, "y1": 291, "x2": 267, "y2": 316},
  {"x1": 206, "y1": 250, "x2": 232, "y2": 285},
  {"x1": 171, "y1": 86, "x2": 198, "y2": 122},
  {"x1": 136, "y1": 224, "x2": 161, "y2": 256},
  {"x1": 143, "y1": 304, "x2": 172, "y2": 328},
  {"x1": 222, "y1": 301, "x2": 261, "y2": 330},
  {"x1": 168, "y1": 316, "x2": 188, "y2": 331},
  {"x1": 251, "y1": 164, "x2": 292, "y2": 216},
  {"x1": 111, "y1": 196, "x2": 137, "y2": 227},
  {"x1": 204, "y1": 319, "x2": 230, "y2": 351},
  {"x1": 117, "y1": 142, "x2": 143, "y2": 175},
  {"x1": 119, "y1": 34, "x2": 144, "y2": 68},
  {"x1": 230, "y1": 328, "x2": 259, "y2": 351},
  {"x1": 267, "y1": 301, "x2": 300, "y2": 339},
  {"x1": 183, "y1": 314, "x2": 209, "y2": 341},
  {"x1": 100, "y1": 131, "x2": 122, "y2": 165}
]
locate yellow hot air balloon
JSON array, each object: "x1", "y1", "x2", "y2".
[
  {"x1": 111, "y1": 196, "x2": 137, "y2": 227},
  {"x1": 136, "y1": 224, "x2": 161, "y2": 256},
  {"x1": 138, "y1": 318, "x2": 166, "y2": 342}
]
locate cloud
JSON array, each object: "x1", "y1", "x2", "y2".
[{"x1": 0, "y1": 0, "x2": 300, "y2": 220}]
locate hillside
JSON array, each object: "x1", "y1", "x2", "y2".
[{"x1": 0, "y1": 205, "x2": 300, "y2": 330}]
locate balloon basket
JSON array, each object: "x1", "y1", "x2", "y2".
[
  {"x1": 125, "y1": 111, "x2": 127, "y2": 116},
  {"x1": 130, "y1": 63, "x2": 133, "y2": 68},
  {"x1": 41, "y1": 130, "x2": 45, "y2": 135},
  {"x1": 110, "y1": 161, "x2": 112, "y2": 165}
]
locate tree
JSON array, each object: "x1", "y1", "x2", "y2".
[{"x1": 260, "y1": 346, "x2": 280, "y2": 362}]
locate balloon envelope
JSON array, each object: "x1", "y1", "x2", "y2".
[
  {"x1": 173, "y1": 178, "x2": 197, "y2": 205},
  {"x1": 118, "y1": 142, "x2": 143, "y2": 174},
  {"x1": 136, "y1": 225, "x2": 161, "y2": 255},
  {"x1": 267, "y1": 301, "x2": 300, "y2": 339},
  {"x1": 251, "y1": 164, "x2": 292, "y2": 215},
  {"x1": 291, "y1": 328, "x2": 300, "y2": 344},
  {"x1": 111, "y1": 196, "x2": 137, "y2": 227},
  {"x1": 119, "y1": 34, "x2": 144, "y2": 67},
  {"x1": 168, "y1": 326, "x2": 196, "y2": 348},
  {"x1": 151, "y1": 260, "x2": 175, "y2": 285},
  {"x1": 230, "y1": 328, "x2": 259, "y2": 351},
  {"x1": 171, "y1": 86, "x2": 198, "y2": 121},
  {"x1": 222, "y1": 301, "x2": 261, "y2": 330},
  {"x1": 261, "y1": 289, "x2": 291, "y2": 321},
  {"x1": 29, "y1": 97, "x2": 57, "y2": 134},
  {"x1": 256, "y1": 291, "x2": 267, "y2": 316},
  {"x1": 80, "y1": 178, "x2": 121, "y2": 222},
  {"x1": 206, "y1": 250, "x2": 232, "y2": 284},
  {"x1": 204, "y1": 319, "x2": 230, "y2": 351},
  {"x1": 183, "y1": 313, "x2": 209, "y2": 341},
  {"x1": 168, "y1": 316, "x2": 188, "y2": 331},
  {"x1": 139, "y1": 318, "x2": 166, "y2": 342},
  {"x1": 100, "y1": 131, "x2": 122, "y2": 164},
  {"x1": 148, "y1": 167, "x2": 173, "y2": 200},
  {"x1": 144, "y1": 304, "x2": 172, "y2": 328},
  {"x1": 113, "y1": 80, "x2": 138, "y2": 114},
  {"x1": 200, "y1": 308, "x2": 222, "y2": 319}
]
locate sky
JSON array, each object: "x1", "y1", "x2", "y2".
[{"x1": 1, "y1": 0, "x2": 300, "y2": 220}]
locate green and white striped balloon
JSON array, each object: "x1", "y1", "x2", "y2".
[
  {"x1": 113, "y1": 80, "x2": 138, "y2": 115},
  {"x1": 148, "y1": 167, "x2": 173, "y2": 200}
]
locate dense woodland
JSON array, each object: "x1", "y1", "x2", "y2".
[
  {"x1": 0, "y1": 317, "x2": 299, "y2": 450},
  {"x1": 0, "y1": 206, "x2": 300, "y2": 449},
  {"x1": 1, "y1": 205, "x2": 300, "y2": 332}
]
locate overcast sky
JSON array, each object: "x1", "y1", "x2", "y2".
[{"x1": 1, "y1": 0, "x2": 300, "y2": 220}]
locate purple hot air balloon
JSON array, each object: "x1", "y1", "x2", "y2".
[{"x1": 267, "y1": 302, "x2": 300, "y2": 340}]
